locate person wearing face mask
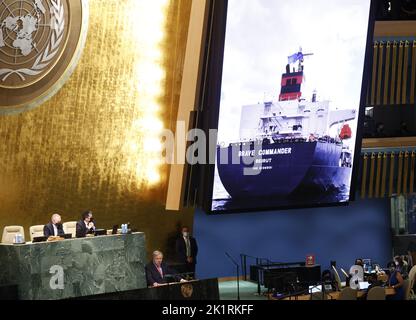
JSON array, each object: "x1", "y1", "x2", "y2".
[
  {"x1": 387, "y1": 261, "x2": 405, "y2": 300},
  {"x1": 394, "y1": 256, "x2": 408, "y2": 279},
  {"x1": 175, "y1": 226, "x2": 198, "y2": 279}
]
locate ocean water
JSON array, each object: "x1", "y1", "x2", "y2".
[{"x1": 211, "y1": 170, "x2": 350, "y2": 212}]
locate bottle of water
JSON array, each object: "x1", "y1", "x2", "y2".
[{"x1": 14, "y1": 234, "x2": 23, "y2": 244}]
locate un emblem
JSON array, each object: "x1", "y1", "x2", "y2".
[
  {"x1": 0, "y1": 0, "x2": 88, "y2": 115},
  {"x1": 181, "y1": 284, "x2": 194, "y2": 299}
]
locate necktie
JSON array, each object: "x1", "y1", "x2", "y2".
[
  {"x1": 185, "y1": 237, "x2": 191, "y2": 257},
  {"x1": 157, "y1": 266, "x2": 163, "y2": 278}
]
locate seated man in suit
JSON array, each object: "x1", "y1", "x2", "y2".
[
  {"x1": 76, "y1": 210, "x2": 96, "y2": 238},
  {"x1": 145, "y1": 251, "x2": 187, "y2": 287},
  {"x1": 44, "y1": 214, "x2": 65, "y2": 237}
]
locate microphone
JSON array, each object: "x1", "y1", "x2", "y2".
[
  {"x1": 225, "y1": 252, "x2": 238, "y2": 267},
  {"x1": 164, "y1": 272, "x2": 194, "y2": 284},
  {"x1": 224, "y1": 252, "x2": 240, "y2": 300}
]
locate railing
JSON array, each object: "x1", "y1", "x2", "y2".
[
  {"x1": 240, "y1": 254, "x2": 275, "y2": 282},
  {"x1": 240, "y1": 254, "x2": 310, "y2": 295},
  {"x1": 362, "y1": 137, "x2": 416, "y2": 152},
  {"x1": 240, "y1": 254, "x2": 282, "y2": 295}
]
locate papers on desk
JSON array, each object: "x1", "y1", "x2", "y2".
[
  {"x1": 309, "y1": 282, "x2": 370, "y2": 293},
  {"x1": 358, "y1": 281, "x2": 370, "y2": 290},
  {"x1": 309, "y1": 285, "x2": 322, "y2": 293}
]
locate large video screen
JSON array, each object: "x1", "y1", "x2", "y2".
[{"x1": 210, "y1": 0, "x2": 373, "y2": 213}]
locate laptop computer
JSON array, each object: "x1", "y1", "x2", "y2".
[
  {"x1": 62, "y1": 233, "x2": 72, "y2": 239},
  {"x1": 309, "y1": 285, "x2": 322, "y2": 294},
  {"x1": 33, "y1": 236, "x2": 48, "y2": 243},
  {"x1": 94, "y1": 229, "x2": 106, "y2": 236}
]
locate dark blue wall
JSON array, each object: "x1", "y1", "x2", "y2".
[{"x1": 194, "y1": 199, "x2": 392, "y2": 279}]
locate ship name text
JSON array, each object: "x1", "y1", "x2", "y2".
[{"x1": 239, "y1": 148, "x2": 292, "y2": 158}]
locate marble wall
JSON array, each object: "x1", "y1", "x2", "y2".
[
  {"x1": 0, "y1": 0, "x2": 194, "y2": 260},
  {"x1": 0, "y1": 233, "x2": 147, "y2": 300}
]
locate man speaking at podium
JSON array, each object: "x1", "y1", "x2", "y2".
[{"x1": 145, "y1": 251, "x2": 187, "y2": 287}]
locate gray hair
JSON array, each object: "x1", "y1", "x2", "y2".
[
  {"x1": 51, "y1": 213, "x2": 61, "y2": 221},
  {"x1": 153, "y1": 250, "x2": 163, "y2": 258}
]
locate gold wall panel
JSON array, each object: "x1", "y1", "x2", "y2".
[{"x1": 0, "y1": 0, "x2": 193, "y2": 260}]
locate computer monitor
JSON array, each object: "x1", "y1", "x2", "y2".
[
  {"x1": 362, "y1": 259, "x2": 372, "y2": 272},
  {"x1": 94, "y1": 229, "x2": 106, "y2": 236},
  {"x1": 267, "y1": 272, "x2": 298, "y2": 294},
  {"x1": 32, "y1": 236, "x2": 48, "y2": 243},
  {"x1": 203, "y1": 0, "x2": 375, "y2": 214}
]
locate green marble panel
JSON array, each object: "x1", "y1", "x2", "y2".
[{"x1": 0, "y1": 233, "x2": 147, "y2": 300}]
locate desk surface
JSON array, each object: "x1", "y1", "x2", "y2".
[
  {"x1": 270, "y1": 288, "x2": 396, "y2": 301},
  {"x1": 0, "y1": 232, "x2": 147, "y2": 300},
  {"x1": 0, "y1": 232, "x2": 145, "y2": 246},
  {"x1": 76, "y1": 278, "x2": 220, "y2": 300}
]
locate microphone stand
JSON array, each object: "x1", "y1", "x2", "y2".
[{"x1": 225, "y1": 252, "x2": 240, "y2": 300}]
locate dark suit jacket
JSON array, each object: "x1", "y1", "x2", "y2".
[
  {"x1": 175, "y1": 236, "x2": 198, "y2": 264},
  {"x1": 145, "y1": 262, "x2": 181, "y2": 287},
  {"x1": 76, "y1": 220, "x2": 95, "y2": 238},
  {"x1": 43, "y1": 223, "x2": 65, "y2": 237}
]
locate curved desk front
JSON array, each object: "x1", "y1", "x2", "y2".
[{"x1": 0, "y1": 232, "x2": 147, "y2": 300}]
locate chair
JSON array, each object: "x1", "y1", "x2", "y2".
[
  {"x1": 403, "y1": 279, "x2": 411, "y2": 300},
  {"x1": 29, "y1": 225, "x2": 45, "y2": 241},
  {"x1": 63, "y1": 221, "x2": 77, "y2": 238},
  {"x1": 310, "y1": 292, "x2": 328, "y2": 300},
  {"x1": 1, "y1": 226, "x2": 25, "y2": 244},
  {"x1": 367, "y1": 287, "x2": 386, "y2": 300},
  {"x1": 338, "y1": 287, "x2": 357, "y2": 300}
]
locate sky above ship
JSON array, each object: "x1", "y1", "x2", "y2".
[{"x1": 218, "y1": 0, "x2": 371, "y2": 143}]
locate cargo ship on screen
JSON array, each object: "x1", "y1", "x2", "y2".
[{"x1": 216, "y1": 50, "x2": 357, "y2": 200}]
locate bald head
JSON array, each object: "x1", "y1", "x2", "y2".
[{"x1": 51, "y1": 214, "x2": 62, "y2": 225}]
